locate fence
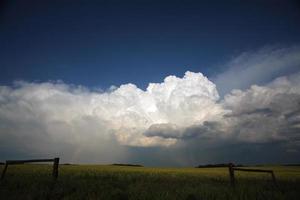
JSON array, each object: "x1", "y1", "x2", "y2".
[
  {"x1": 228, "y1": 163, "x2": 277, "y2": 187},
  {"x1": 1, "y1": 158, "x2": 59, "y2": 180}
]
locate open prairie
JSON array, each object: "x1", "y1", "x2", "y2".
[{"x1": 0, "y1": 165, "x2": 300, "y2": 200}]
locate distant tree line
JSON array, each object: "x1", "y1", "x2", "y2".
[
  {"x1": 196, "y1": 163, "x2": 244, "y2": 168},
  {"x1": 112, "y1": 163, "x2": 143, "y2": 167}
]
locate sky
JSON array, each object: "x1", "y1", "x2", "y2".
[{"x1": 0, "y1": 0, "x2": 300, "y2": 166}]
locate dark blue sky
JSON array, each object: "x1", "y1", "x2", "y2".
[{"x1": 1, "y1": 0, "x2": 300, "y2": 89}]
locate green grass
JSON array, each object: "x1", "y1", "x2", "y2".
[{"x1": 0, "y1": 165, "x2": 300, "y2": 200}]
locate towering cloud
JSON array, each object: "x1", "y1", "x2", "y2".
[
  {"x1": 0, "y1": 72, "x2": 223, "y2": 162},
  {"x1": 1, "y1": 46, "x2": 300, "y2": 165}
]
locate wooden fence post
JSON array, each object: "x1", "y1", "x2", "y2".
[
  {"x1": 271, "y1": 171, "x2": 278, "y2": 186},
  {"x1": 52, "y1": 157, "x2": 59, "y2": 179},
  {"x1": 228, "y1": 163, "x2": 235, "y2": 187},
  {"x1": 1, "y1": 163, "x2": 8, "y2": 180}
]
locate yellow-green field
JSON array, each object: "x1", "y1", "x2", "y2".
[{"x1": 0, "y1": 165, "x2": 300, "y2": 200}]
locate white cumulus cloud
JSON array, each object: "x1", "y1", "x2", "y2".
[
  {"x1": 1, "y1": 47, "x2": 300, "y2": 165},
  {"x1": 0, "y1": 71, "x2": 223, "y2": 163}
]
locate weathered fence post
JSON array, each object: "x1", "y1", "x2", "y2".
[
  {"x1": 52, "y1": 157, "x2": 59, "y2": 179},
  {"x1": 271, "y1": 171, "x2": 278, "y2": 186},
  {"x1": 1, "y1": 162, "x2": 8, "y2": 180},
  {"x1": 228, "y1": 163, "x2": 235, "y2": 187}
]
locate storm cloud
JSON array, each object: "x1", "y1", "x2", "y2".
[{"x1": 1, "y1": 46, "x2": 300, "y2": 166}]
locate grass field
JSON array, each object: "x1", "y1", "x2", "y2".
[{"x1": 0, "y1": 165, "x2": 300, "y2": 200}]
